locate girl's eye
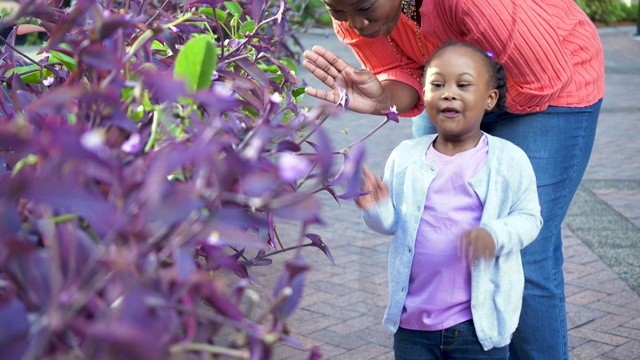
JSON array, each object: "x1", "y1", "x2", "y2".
[
  {"x1": 431, "y1": 83, "x2": 443, "y2": 88},
  {"x1": 458, "y1": 83, "x2": 470, "y2": 88}
]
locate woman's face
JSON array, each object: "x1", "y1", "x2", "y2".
[{"x1": 323, "y1": 0, "x2": 403, "y2": 38}]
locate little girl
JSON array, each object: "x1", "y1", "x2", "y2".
[{"x1": 355, "y1": 42, "x2": 543, "y2": 359}]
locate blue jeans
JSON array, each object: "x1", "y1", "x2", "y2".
[
  {"x1": 394, "y1": 320, "x2": 509, "y2": 359},
  {"x1": 411, "y1": 99, "x2": 602, "y2": 360}
]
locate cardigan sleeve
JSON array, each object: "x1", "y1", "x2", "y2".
[{"x1": 482, "y1": 143, "x2": 543, "y2": 256}]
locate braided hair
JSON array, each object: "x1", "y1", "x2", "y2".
[{"x1": 424, "y1": 41, "x2": 509, "y2": 112}]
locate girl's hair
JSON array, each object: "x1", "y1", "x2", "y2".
[{"x1": 424, "y1": 41, "x2": 508, "y2": 112}]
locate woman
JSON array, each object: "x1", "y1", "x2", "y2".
[{"x1": 302, "y1": 1, "x2": 604, "y2": 359}]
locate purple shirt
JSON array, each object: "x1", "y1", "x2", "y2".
[{"x1": 400, "y1": 135, "x2": 488, "y2": 331}]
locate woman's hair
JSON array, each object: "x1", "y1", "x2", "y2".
[{"x1": 424, "y1": 41, "x2": 508, "y2": 112}]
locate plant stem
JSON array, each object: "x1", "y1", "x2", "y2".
[{"x1": 170, "y1": 343, "x2": 249, "y2": 359}]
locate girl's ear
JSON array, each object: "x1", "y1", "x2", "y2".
[{"x1": 485, "y1": 88, "x2": 499, "y2": 111}]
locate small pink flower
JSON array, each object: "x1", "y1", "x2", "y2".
[
  {"x1": 382, "y1": 105, "x2": 400, "y2": 123},
  {"x1": 81, "y1": 129, "x2": 106, "y2": 152},
  {"x1": 270, "y1": 92, "x2": 283, "y2": 104},
  {"x1": 120, "y1": 133, "x2": 141, "y2": 153},
  {"x1": 42, "y1": 75, "x2": 54, "y2": 87}
]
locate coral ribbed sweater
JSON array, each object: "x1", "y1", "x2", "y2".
[{"x1": 334, "y1": 0, "x2": 605, "y2": 117}]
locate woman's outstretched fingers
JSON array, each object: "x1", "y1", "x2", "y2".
[{"x1": 303, "y1": 46, "x2": 343, "y2": 80}]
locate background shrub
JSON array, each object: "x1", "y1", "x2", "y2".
[
  {"x1": 0, "y1": 0, "x2": 377, "y2": 359},
  {"x1": 575, "y1": 0, "x2": 638, "y2": 24}
]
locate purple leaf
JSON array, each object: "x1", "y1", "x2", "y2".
[
  {"x1": 140, "y1": 69, "x2": 187, "y2": 103},
  {"x1": 26, "y1": 177, "x2": 122, "y2": 238},
  {"x1": 305, "y1": 127, "x2": 333, "y2": 181},
  {"x1": 274, "y1": 140, "x2": 301, "y2": 153},
  {"x1": 272, "y1": 257, "x2": 310, "y2": 320},
  {"x1": 236, "y1": 58, "x2": 270, "y2": 88},
  {"x1": 196, "y1": 279, "x2": 245, "y2": 321},
  {"x1": 250, "y1": 0, "x2": 267, "y2": 23},
  {"x1": 240, "y1": 168, "x2": 280, "y2": 197},
  {"x1": 304, "y1": 233, "x2": 335, "y2": 265},
  {"x1": 0, "y1": 294, "x2": 28, "y2": 360},
  {"x1": 24, "y1": 86, "x2": 84, "y2": 115},
  {"x1": 191, "y1": 83, "x2": 241, "y2": 114},
  {"x1": 307, "y1": 346, "x2": 323, "y2": 360},
  {"x1": 330, "y1": 142, "x2": 367, "y2": 199},
  {"x1": 271, "y1": 193, "x2": 323, "y2": 223},
  {"x1": 184, "y1": 0, "x2": 226, "y2": 5},
  {"x1": 0, "y1": 199, "x2": 22, "y2": 236},
  {"x1": 277, "y1": 152, "x2": 311, "y2": 182},
  {"x1": 80, "y1": 43, "x2": 119, "y2": 70}
]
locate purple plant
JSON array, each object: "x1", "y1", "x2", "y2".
[{"x1": 0, "y1": 0, "x2": 383, "y2": 359}]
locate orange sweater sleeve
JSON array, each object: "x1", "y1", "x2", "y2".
[{"x1": 426, "y1": 0, "x2": 604, "y2": 113}]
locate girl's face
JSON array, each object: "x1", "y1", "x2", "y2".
[
  {"x1": 322, "y1": 0, "x2": 403, "y2": 38},
  {"x1": 423, "y1": 45, "x2": 498, "y2": 141}
]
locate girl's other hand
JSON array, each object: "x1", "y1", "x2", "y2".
[
  {"x1": 460, "y1": 228, "x2": 496, "y2": 264},
  {"x1": 354, "y1": 165, "x2": 389, "y2": 209}
]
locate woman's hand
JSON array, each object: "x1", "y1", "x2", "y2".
[
  {"x1": 303, "y1": 46, "x2": 387, "y2": 115},
  {"x1": 355, "y1": 165, "x2": 389, "y2": 209}
]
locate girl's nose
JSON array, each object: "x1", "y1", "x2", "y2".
[{"x1": 441, "y1": 91, "x2": 457, "y2": 100}]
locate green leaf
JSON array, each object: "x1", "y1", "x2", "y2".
[
  {"x1": 49, "y1": 43, "x2": 77, "y2": 71},
  {"x1": 173, "y1": 36, "x2": 218, "y2": 93},
  {"x1": 12, "y1": 154, "x2": 39, "y2": 176},
  {"x1": 225, "y1": 2, "x2": 243, "y2": 16},
  {"x1": 4, "y1": 65, "x2": 54, "y2": 84},
  {"x1": 198, "y1": 8, "x2": 215, "y2": 18},
  {"x1": 239, "y1": 20, "x2": 256, "y2": 34},
  {"x1": 215, "y1": 9, "x2": 227, "y2": 23},
  {"x1": 292, "y1": 87, "x2": 306, "y2": 98}
]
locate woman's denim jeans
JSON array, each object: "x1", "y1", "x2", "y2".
[
  {"x1": 394, "y1": 320, "x2": 509, "y2": 359},
  {"x1": 411, "y1": 98, "x2": 602, "y2": 360}
]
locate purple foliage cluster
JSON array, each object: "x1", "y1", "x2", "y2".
[{"x1": 0, "y1": 0, "x2": 369, "y2": 358}]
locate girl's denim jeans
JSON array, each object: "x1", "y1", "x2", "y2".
[
  {"x1": 394, "y1": 320, "x2": 509, "y2": 359},
  {"x1": 411, "y1": 98, "x2": 602, "y2": 360}
]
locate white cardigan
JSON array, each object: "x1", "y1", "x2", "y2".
[{"x1": 362, "y1": 133, "x2": 543, "y2": 350}]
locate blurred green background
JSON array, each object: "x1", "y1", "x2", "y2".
[{"x1": 295, "y1": 0, "x2": 638, "y2": 27}]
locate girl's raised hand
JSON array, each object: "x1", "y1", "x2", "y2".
[
  {"x1": 355, "y1": 165, "x2": 389, "y2": 209},
  {"x1": 303, "y1": 46, "x2": 386, "y2": 115}
]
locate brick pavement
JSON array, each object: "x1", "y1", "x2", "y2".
[{"x1": 253, "y1": 27, "x2": 640, "y2": 360}]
